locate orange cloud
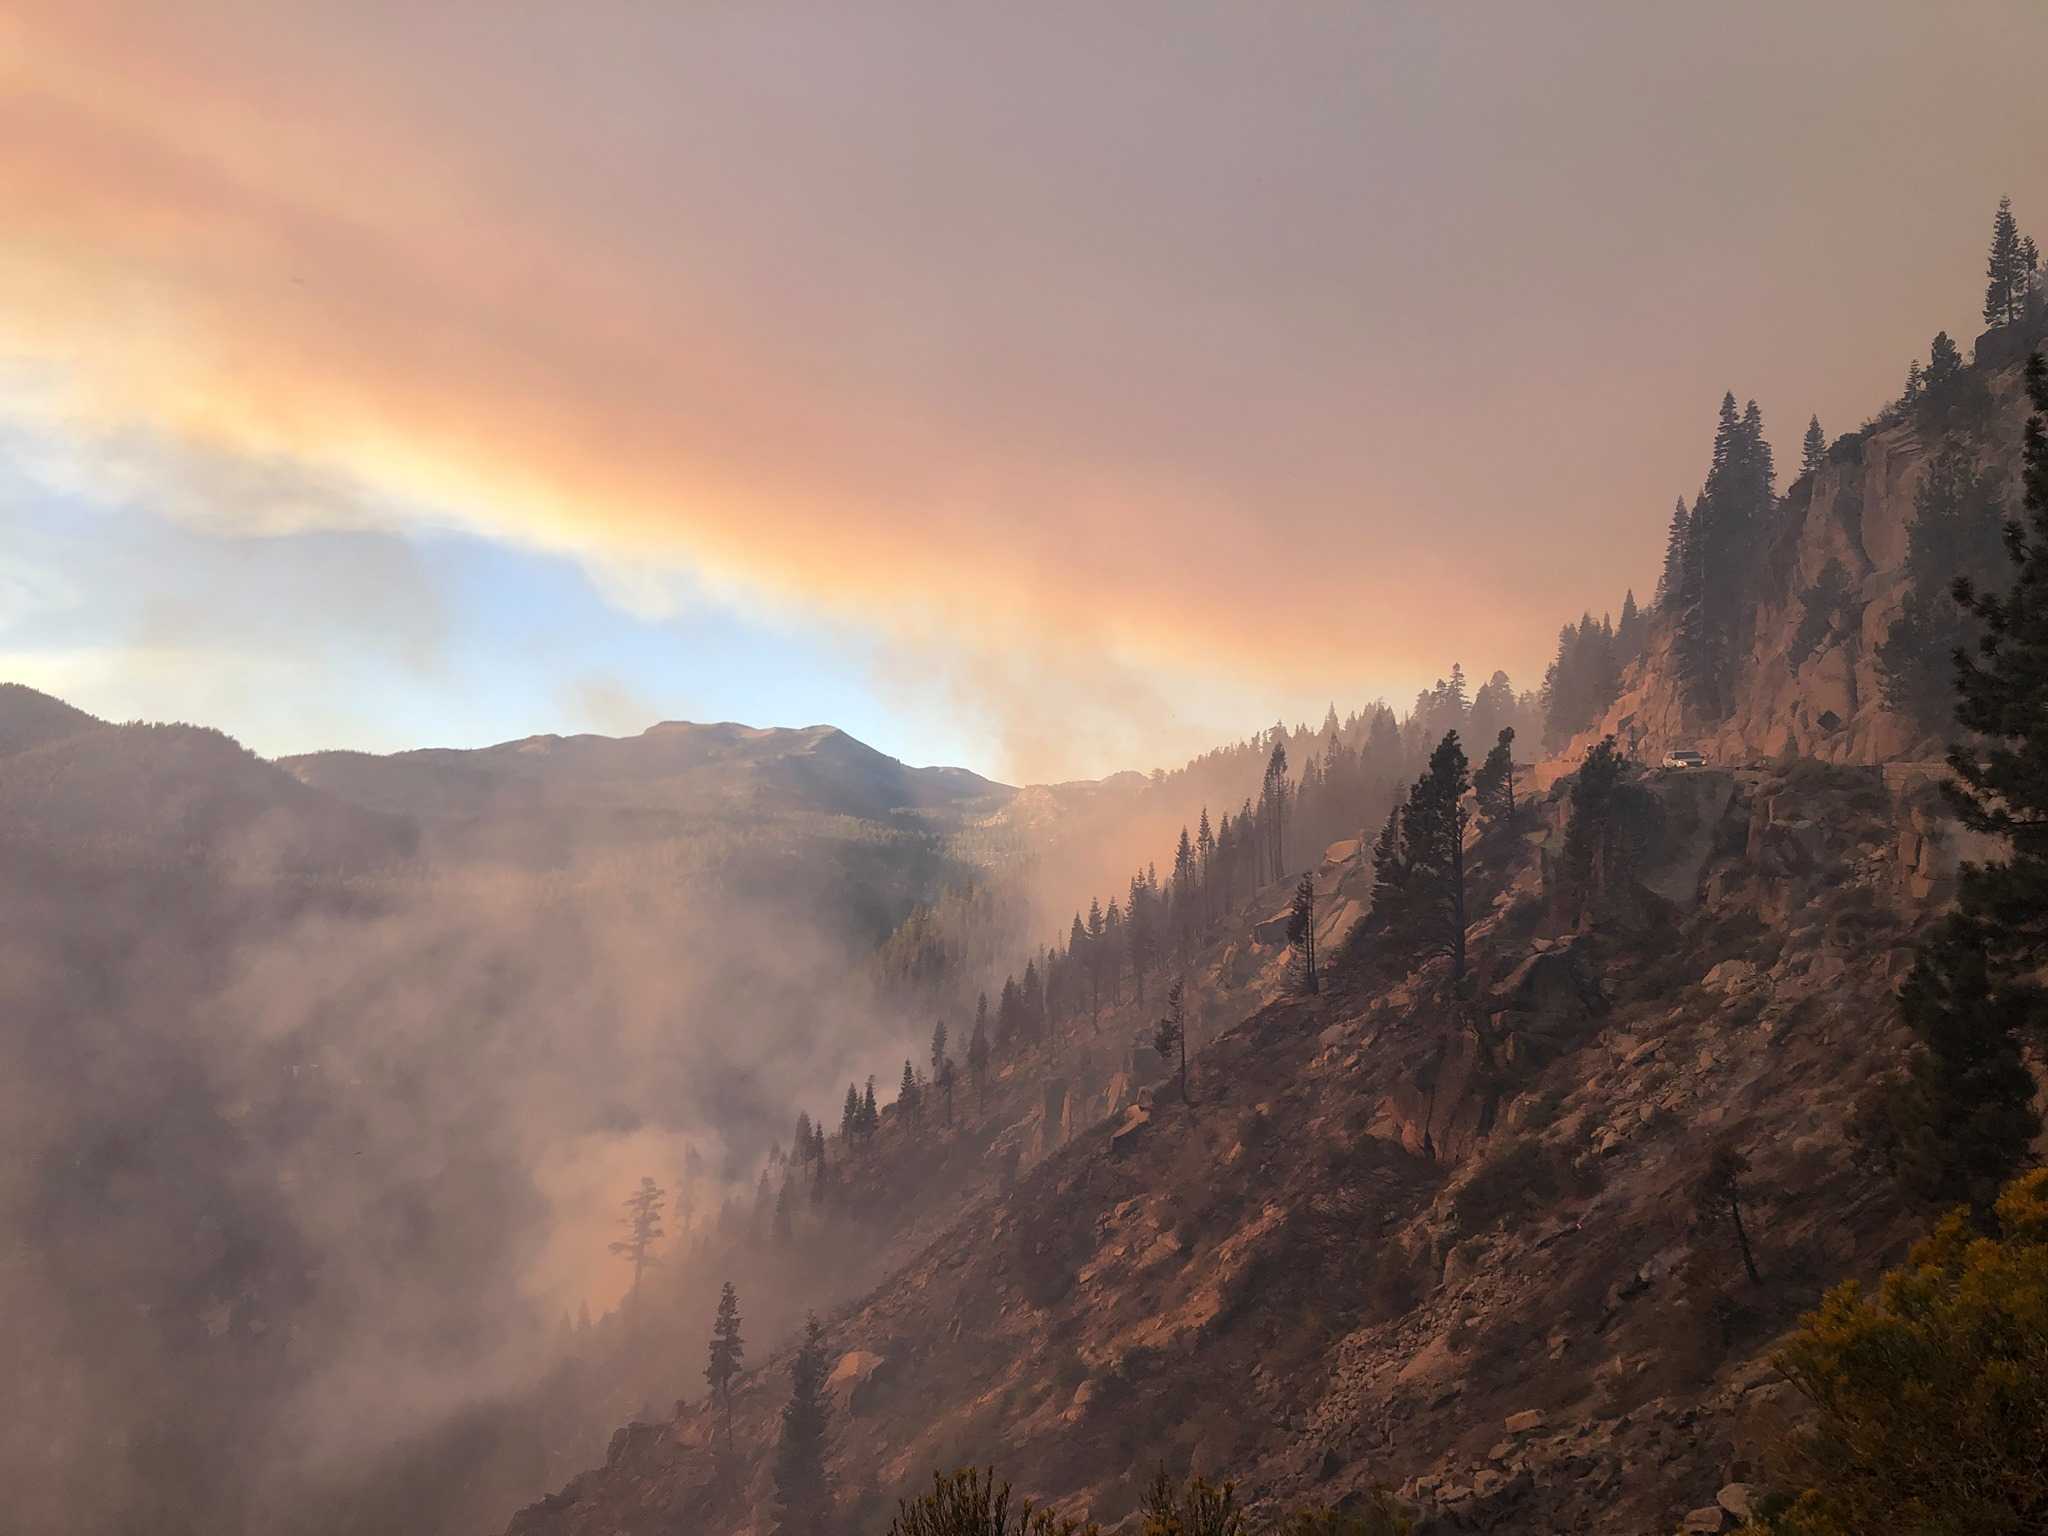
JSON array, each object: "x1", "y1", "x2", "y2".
[
  {"x1": 0, "y1": 6, "x2": 1516, "y2": 695},
  {"x1": 7, "y1": 0, "x2": 2048, "y2": 761}
]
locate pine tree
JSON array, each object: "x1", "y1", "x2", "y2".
[
  {"x1": 1744, "y1": 399, "x2": 1775, "y2": 500},
  {"x1": 608, "y1": 1177, "x2": 666, "y2": 1306},
  {"x1": 1084, "y1": 899, "x2": 1106, "y2": 1020},
  {"x1": 1287, "y1": 873, "x2": 1319, "y2": 995},
  {"x1": 1985, "y1": 194, "x2": 2025, "y2": 328},
  {"x1": 1876, "y1": 443, "x2": 2008, "y2": 730},
  {"x1": 1615, "y1": 589, "x2": 1643, "y2": 664},
  {"x1": 1692, "y1": 1142, "x2": 1761, "y2": 1285},
  {"x1": 1853, "y1": 351, "x2": 2048, "y2": 1217},
  {"x1": 1926, "y1": 331, "x2": 1963, "y2": 391},
  {"x1": 1473, "y1": 727, "x2": 1516, "y2": 828},
  {"x1": 704, "y1": 1286, "x2": 745, "y2": 1466},
  {"x1": 1195, "y1": 808, "x2": 1215, "y2": 928},
  {"x1": 1560, "y1": 736, "x2": 1626, "y2": 922},
  {"x1": 1656, "y1": 496, "x2": 1691, "y2": 610},
  {"x1": 1853, "y1": 926, "x2": 2041, "y2": 1216},
  {"x1": 840, "y1": 1082, "x2": 861, "y2": 1142},
  {"x1": 937, "y1": 1054, "x2": 955, "y2": 1127},
  {"x1": 929, "y1": 1019, "x2": 948, "y2": 1086},
  {"x1": 1020, "y1": 958, "x2": 1043, "y2": 1042},
  {"x1": 1103, "y1": 898, "x2": 1124, "y2": 1005},
  {"x1": 1801, "y1": 414, "x2": 1826, "y2": 478},
  {"x1": 1125, "y1": 873, "x2": 1154, "y2": 1004},
  {"x1": 772, "y1": 1314, "x2": 833, "y2": 1536},
  {"x1": 995, "y1": 975, "x2": 1020, "y2": 1052},
  {"x1": 1262, "y1": 741, "x2": 1290, "y2": 880},
  {"x1": 1370, "y1": 803, "x2": 1409, "y2": 937},
  {"x1": 898, "y1": 1059, "x2": 921, "y2": 1127},
  {"x1": 1399, "y1": 732, "x2": 1471, "y2": 980},
  {"x1": 1152, "y1": 978, "x2": 1189, "y2": 1103},
  {"x1": 1065, "y1": 914, "x2": 1086, "y2": 1020},
  {"x1": 967, "y1": 1002, "x2": 991, "y2": 1111},
  {"x1": 1676, "y1": 393, "x2": 1774, "y2": 718}
]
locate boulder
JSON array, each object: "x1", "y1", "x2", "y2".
[
  {"x1": 1504, "y1": 1409, "x2": 1546, "y2": 1434},
  {"x1": 1681, "y1": 1507, "x2": 1725, "y2": 1533},
  {"x1": 1716, "y1": 1484, "x2": 1758, "y2": 1520},
  {"x1": 1110, "y1": 1104, "x2": 1151, "y2": 1152},
  {"x1": 1702, "y1": 959, "x2": 1757, "y2": 993},
  {"x1": 827, "y1": 1349, "x2": 890, "y2": 1413}
]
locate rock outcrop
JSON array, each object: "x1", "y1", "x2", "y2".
[{"x1": 1559, "y1": 343, "x2": 2044, "y2": 773}]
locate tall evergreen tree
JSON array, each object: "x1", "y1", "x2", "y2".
[
  {"x1": 1195, "y1": 808, "x2": 1215, "y2": 928},
  {"x1": 1152, "y1": 977, "x2": 1189, "y2": 1104},
  {"x1": 1124, "y1": 873, "x2": 1154, "y2": 1004},
  {"x1": 1473, "y1": 727, "x2": 1517, "y2": 828},
  {"x1": 929, "y1": 1020, "x2": 948, "y2": 1086},
  {"x1": 1615, "y1": 589, "x2": 1643, "y2": 664},
  {"x1": 704, "y1": 1278, "x2": 745, "y2": 1464},
  {"x1": 995, "y1": 975, "x2": 1021, "y2": 1052},
  {"x1": 1926, "y1": 331, "x2": 1964, "y2": 391},
  {"x1": 840, "y1": 1082, "x2": 861, "y2": 1142},
  {"x1": 1369, "y1": 803, "x2": 1409, "y2": 938},
  {"x1": 1103, "y1": 898, "x2": 1124, "y2": 1005},
  {"x1": 1171, "y1": 826, "x2": 1196, "y2": 946},
  {"x1": 1853, "y1": 352, "x2": 2048, "y2": 1217},
  {"x1": 1985, "y1": 195, "x2": 2026, "y2": 328},
  {"x1": 1692, "y1": 1143, "x2": 1762, "y2": 1285},
  {"x1": 1287, "y1": 873, "x2": 1319, "y2": 995},
  {"x1": 1560, "y1": 736, "x2": 1626, "y2": 923},
  {"x1": 967, "y1": 1003, "x2": 991, "y2": 1112},
  {"x1": 1656, "y1": 496, "x2": 1691, "y2": 609},
  {"x1": 772, "y1": 1314, "x2": 834, "y2": 1536},
  {"x1": 1944, "y1": 351, "x2": 2048, "y2": 993},
  {"x1": 1262, "y1": 741, "x2": 1290, "y2": 881},
  {"x1": 1084, "y1": 899, "x2": 1106, "y2": 1020},
  {"x1": 1676, "y1": 393, "x2": 1774, "y2": 717},
  {"x1": 1876, "y1": 443, "x2": 2008, "y2": 730},
  {"x1": 1801, "y1": 414, "x2": 1827, "y2": 478},
  {"x1": 609, "y1": 1177, "x2": 665, "y2": 1307},
  {"x1": 1404, "y1": 732, "x2": 1472, "y2": 981}
]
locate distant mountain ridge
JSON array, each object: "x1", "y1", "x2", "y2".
[{"x1": 283, "y1": 718, "x2": 1015, "y2": 829}]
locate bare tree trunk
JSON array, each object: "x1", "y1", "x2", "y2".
[{"x1": 1729, "y1": 1196, "x2": 1761, "y2": 1283}]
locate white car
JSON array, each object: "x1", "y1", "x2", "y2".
[{"x1": 1661, "y1": 748, "x2": 1707, "y2": 770}]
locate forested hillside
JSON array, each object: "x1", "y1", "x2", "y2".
[{"x1": 500, "y1": 200, "x2": 2048, "y2": 1536}]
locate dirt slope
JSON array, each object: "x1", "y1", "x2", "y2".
[{"x1": 504, "y1": 760, "x2": 1962, "y2": 1536}]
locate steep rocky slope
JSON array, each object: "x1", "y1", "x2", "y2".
[{"x1": 504, "y1": 759, "x2": 1972, "y2": 1536}]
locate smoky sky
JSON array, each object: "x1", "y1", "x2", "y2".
[{"x1": 5, "y1": 1, "x2": 2048, "y2": 776}]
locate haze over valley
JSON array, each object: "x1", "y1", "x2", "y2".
[{"x1": 7, "y1": 7, "x2": 2048, "y2": 1536}]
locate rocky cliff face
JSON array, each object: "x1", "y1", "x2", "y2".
[
  {"x1": 1563, "y1": 343, "x2": 2042, "y2": 773},
  {"x1": 502, "y1": 760, "x2": 1969, "y2": 1536}
]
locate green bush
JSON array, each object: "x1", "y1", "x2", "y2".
[
  {"x1": 1761, "y1": 1169, "x2": 2048, "y2": 1534},
  {"x1": 888, "y1": 1468, "x2": 1096, "y2": 1536}
]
